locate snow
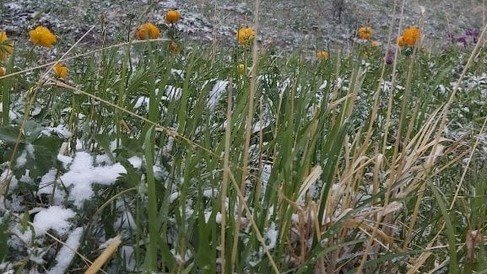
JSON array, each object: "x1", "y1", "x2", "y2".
[
  {"x1": 38, "y1": 169, "x2": 65, "y2": 205},
  {"x1": 15, "y1": 150, "x2": 27, "y2": 167},
  {"x1": 215, "y1": 212, "x2": 222, "y2": 224},
  {"x1": 128, "y1": 156, "x2": 142, "y2": 169},
  {"x1": 169, "y1": 192, "x2": 179, "y2": 203},
  {"x1": 114, "y1": 210, "x2": 135, "y2": 230},
  {"x1": 95, "y1": 154, "x2": 111, "y2": 165},
  {"x1": 19, "y1": 170, "x2": 33, "y2": 184},
  {"x1": 15, "y1": 144, "x2": 34, "y2": 168},
  {"x1": 264, "y1": 223, "x2": 278, "y2": 250},
  {"x1": 163, "y1": 136, "x2": 175, "y2": 155},
  {"x1": 48, "y1": 227, "x2": 84, "y2": 274},
  {"x1": 165, "y1": 85, "x2": 182, "y2": 101},
  {"x1": 203, "y1": 189, "x2": 216, "y2": 198},
  {"x1": 5, "y1": 194, "x2": 23, "y2": 212},
  {"x1": 170, "y1": 249, "x2": 192, "y2": 263},
  {"x1": 33, "y1": 206, "x2": 75, "y2": 236},
  {"x1": 318, "y1": 80, "x2": 328, "y2": 90},
  {"x1": 134, "y1": 96, "x2": 149, "y2": 109},
  {"x1": 153, "y1": 165, "x2": 165, "y2": 180},
  {"x1": 41, "y1": 125, "x2": 72, "y2": 138},
  {"x1": 57, "y1": 154, "x2": 73, "y2": 169},
  {"x1": 252, "y1": 120, "x2": 270, "y2": 134},
  {"x1": 208, "y1": 80, "x2": 228, "y2": 110},
  {"x1": 10, "y1": 223, "x2": 33, "y2": 246},
  {"x1": 171, "y1": 69, "x2": 184, "y2": 78},
  {"x1": 37, "y1": 172, "x2": 56, "y2": 199},
  {"x1": 120, "y1": 245, "x2": 136, "y2": 271},
  {"x1": 60, "y1": 152, "x2": 127, "y2": 207},
  {"x1": 0, "y1": 169, "x2": 17, "y2": 192},
  {"x1": 0, "y1": 103, "x2": 19, "y2": 121},
  {"x1": 260, "y1": 164, "x2": 272, "y2": 195}
]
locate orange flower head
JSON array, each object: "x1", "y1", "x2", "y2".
[
  {"x1": 135, "y1": 23, "x2": 161, "y2": 40},
  {"x1": 316, "y1": 50, "x2": 329, "y2": 60},
  {"x1": 396, "y1": 36, "x2": 406, "y2": 47},
  {"x1": 29, "y1": 26, "x2": 57, "y2": 48},
  {"x1": 0, "y1": 31, "x2": 14, "y2": 61},
  {"x1": 358, "y1": 26, "x2": 373, "y2": 40},
  {"x1": 236, "y1": 27, "x2": 255, "y2": 46},
  {"x1": 165, "y1": 9, "x2": 181, "y2": 24},
  {"x1": 0, "y1": 67, "x2": 5, "y2": 77},
  {"x1": 53, "y1": 63, "x2": 69, "y2": 79},
  {"x1": 401, "y1": 26, "x2": 421, "y2": 46}
]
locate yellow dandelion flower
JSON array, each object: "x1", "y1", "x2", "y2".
[
  {"x1": 401, "y1": 26, "x2": 421, "y2": 46},
  {"x1": 165, "y1": 9, "x2": 181, "y2": 24},
  {"x1": 0, "y1": 32, "x2": 14, "y2": 61},
  {"x1": 236, "y1": 27, "x2": 255, "y2": 46},
  {"x1": 0, "y1": 67, "x2": 6, "y2": 77},
  {"x1": 135, "y1": 23, "x2": 161, "y2": 40},
  {"x1": 236, "y1": 63, "x2": 246, "y2": 75},
  {"x1": 316, "y1": 50, "x2": 329, "y2": 60},
  {"x1": 358, "y1": 26, "x2": 373, "y2": 40},
  {"x1": 29, "y1": 26, "x2": 57, "y2": 48},
  {"x1": 53, "y1": 63, "x2": 68, "y2": 79}
]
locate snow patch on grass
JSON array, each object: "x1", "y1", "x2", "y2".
[
  {"x1": 49, "y1": 227, "x2": 83, "y2": 274},
  {"x1": 208, "y1": 80, "x2": 228, "y2": 110}
]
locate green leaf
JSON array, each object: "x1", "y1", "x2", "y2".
[
  {"x1": 0, "y1": 216, "x2": 10, "y2": 261},
  {"x1": 0, "y1": 125, "x2": 22, "y2": 145}
]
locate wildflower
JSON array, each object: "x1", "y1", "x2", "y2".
[
  {"x1": 358, "y1": 26, "x2": 373, "y2": 40},
  {"x1": 236, "y1": 64, "x2": 246, "y2": 75},
  {"x1": 396, "y1": 36, "x2": 406, "y2": 47},
  {"x1": 465, "y1": 28, "x2": 479, "y2": 37},
  {"x1": 465, "y1": 28, "x2": 479, "y2": 43},
  {"x1": 385, "y1": 49, "x2": 395, "y2": 64},
  {"x1": 0, "y1": 32, "x2": 14, "y2": 61},
  {"x1": 29, "y1": 26, "x2": 57, "y2": 48},
  {"x1": 135, "y1": 23, "x2": 161, "y2": 40},
  {"x1": 0, "y1": 67, "x2": 5, "y2": 76},
  {"x1": 456, "y1": 36, "x2": 468, "y2": 47},
  {"x1": 165, "y1": 9, "x2": 181, "y2": 24},
  {"x1": 316, "y1": 50, "x2": 329, "y2": 60},
  {"x1": 236, "y1": 27, "x2": 255, "y2": 46},
  {"x1": 401, "y1": 26, "x2": 421, "y2": 46},
  {"x1": 53, "y1": 63, "x2": 68, "y2": 79}
]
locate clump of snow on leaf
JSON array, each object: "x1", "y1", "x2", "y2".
[
  {"x1": 33, "y1": 206, "x2": 75, "y2": 236},
  {"x1": 60, "y1": 152, "x2": 126, "y2": 208}
]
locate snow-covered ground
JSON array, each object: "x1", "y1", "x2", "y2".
[{"x1": 1, "y1": 0, "x2": 484, "y2": 52}]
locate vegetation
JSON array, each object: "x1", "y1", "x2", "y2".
[{"x1": 0, "y1": 6, "x2": 486, "y2": 274}]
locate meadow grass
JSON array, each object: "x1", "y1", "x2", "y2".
[{"x1": 0, "y1": 13, "x2": 486, "y2": 274}]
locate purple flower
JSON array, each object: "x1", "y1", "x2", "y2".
[
  {"x1": 385, "y1": 49, "x2": 395, "y2": 64},
  {"x1": 465, "y1": 28, "x2": 480, "y2": 43},
  {"x1": 465, "y1": 28, "x2": 479, "y2": 38},
  {"x1": 456, "y1": 36, "x2": 468, "y2": 47}
]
